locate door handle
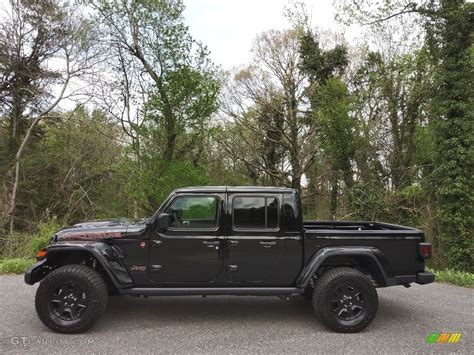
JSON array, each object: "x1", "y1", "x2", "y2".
[
  {"x1": 227, "y1": 264, "x2": 238, "y2": 272},
  {"x1": 151, "y1": 265, "x2": 162, "y2": 272},
  {"x1": 259, "y1": 241, "x2": 276, "y2": 248},
  {"x1": 202, "y1": 240, "x2": 220, "y2": 248},
  {"x1": 152, "y1": 240, "x2": 162, "y2": 247},
  {"x1": 229, "y1": 240, "x2": 239, "y2": 247}
]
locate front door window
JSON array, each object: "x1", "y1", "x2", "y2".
[{"x1": 168, "y1": 196, "x2": 219, "y2": 229}]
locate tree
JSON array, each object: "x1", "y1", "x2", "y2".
[
  {"x1": 19, "y1": 108, "x2": 126, "y2": 227},
  {"x1": 351, "y1": 49, "x2": 432, "y2": 191},
  {"x1": 428, "y1": 1, "x2": 473, "y2": 271},
  {"x1": 220, "y1": 29, "x2": 315, "y2": 190},
  {"x1": 336, "y1": 0, "x2": 473, "y2": 270},
  {"x1": 299, "y1": 31, "x2": 353, "y2": 217},
  {"x1": 218, "y1": 89, "x2": 289, "y2": 186},
  {"x1": 0, "y1": 0, "x2": 96, "y2": 233},
  {"x1": 89, "y1": 0, "x2": 219, "y2": 212}
]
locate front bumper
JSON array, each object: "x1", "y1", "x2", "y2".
[{"x1": 24, "y1": 259, "x2": 47, "y2": 285}]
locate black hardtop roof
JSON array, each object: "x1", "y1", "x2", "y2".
[{"x1": 174, "y1": 186, "x2": 298, "y2": 194}]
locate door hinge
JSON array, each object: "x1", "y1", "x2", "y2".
[
  {"x1": 227, "y1": 264, "x2": 238, "y2": 272},
  {"x1": 151, "y1": 265, "x2": 162, "y2": 272}
]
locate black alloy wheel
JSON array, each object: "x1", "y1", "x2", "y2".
[
  {"x1": 329, "y1": 284, "x2": 366, "y2": 321},
  {"x1": 35, "y1": 264, "x2": 108, "y2": 333},
  {"x1": 50, "y1": 282, "x2": 88, "y2": 321}
]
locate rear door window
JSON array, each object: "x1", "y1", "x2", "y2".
[{"x1": 232, "y1": 196, "x2": 279, "y2": 230}]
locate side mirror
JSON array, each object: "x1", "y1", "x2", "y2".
[{"x1": 156, "y1": 213, "x2": 171, "y2": 232}]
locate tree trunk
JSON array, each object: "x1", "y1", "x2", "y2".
[
  {"x1": 1, "y1": 114, "x2": 47, "y2": 233},
  {"x1": 1, "y1": 164, "x2": 18, "y2": 234},
  {"x1": 329, "y1": 178, "x2": 339, "y2": 219},
  {"x1": 162, "y1": 113, "x2": 177, "y2": 162}
]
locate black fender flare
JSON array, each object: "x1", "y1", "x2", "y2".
[
  {"x1": 24, "y1": 242, "x2": 133, "y2": 288},
  {"x1": 296, "y1": 246, "x2": 396, "y2": 288}
]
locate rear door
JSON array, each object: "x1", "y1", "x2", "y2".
[
  {"x1": 149, "y1": 194, "x2": 225, "y2": 284},
  {"x1": 226, "y1": 192, "x2": 301, "y2": 286}
]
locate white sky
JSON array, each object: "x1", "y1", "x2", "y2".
[
  {"x1": 0, "y1": 0, "x2": 357, "y2": 69},
  {"x1": 0, "y1": 0, "x2": 362, "y2": 112},
  {"x1": 183, "y1": 0, "x2": 356, "y2": 69}
]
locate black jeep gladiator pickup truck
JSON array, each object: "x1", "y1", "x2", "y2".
[{"x1": 25, "y1": 186, "x2": 434, "y2": 333}]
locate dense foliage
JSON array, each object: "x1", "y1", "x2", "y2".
[
  {"x1": 0, "y1": 0, "x2": 472, "y2": 272},
  {"x1": 428, "y1": 0, "x2": 473, "y2": 272}
]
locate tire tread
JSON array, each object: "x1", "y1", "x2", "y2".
[
  {"x1": 35, "y1": 264, "x2": 108, "y2": 333},
  {"x1": 312, "y1": 267, "x2": 378, "y2": 333}
]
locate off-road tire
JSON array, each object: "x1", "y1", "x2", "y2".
[
  {"x1": 35, "y1": 264, "x2": 108, "y2": 333},
  {"x1": 312, "y1": 267, "x2": 378, "y2": 333}
]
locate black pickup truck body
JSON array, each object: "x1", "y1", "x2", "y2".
[{"x1": 25, "y1": 186, "x2": 434, "y2": 333}]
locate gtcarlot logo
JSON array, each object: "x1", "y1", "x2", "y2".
[
  {"x1": 10, "y1": 336, "x2": 95, "y2": 346},
  {"x1": 426, "y1": 333, "x2": 462, "y2": 344}
]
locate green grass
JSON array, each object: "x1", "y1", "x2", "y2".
[
  {"x1": 1, "y1": 219, "x2": 60, "y2": 260},
  {"x1": 427, "y1": 267, "x2": 474, "y2": 288},
  {"x1": 0, "y1": 258, "x2": 35, "y2": 274}
]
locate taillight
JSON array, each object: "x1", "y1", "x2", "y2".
[{"x1": 418, "y1": 242, "x2": 432, "y2": 259}]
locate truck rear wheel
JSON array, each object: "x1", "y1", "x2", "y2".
[
  {"x1": 312, "y1": 267, "x2": 378, "y2": 333},
  {"x1": 35, "y1": 264, "x2": 108, "y2": 333}
]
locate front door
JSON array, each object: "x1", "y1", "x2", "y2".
[
  {"x1": 149, "y1": 194, "x2": 225, "y2": 284},
  {"x1": 226, "y1": 193, "x2": 300, "y2": 286}
]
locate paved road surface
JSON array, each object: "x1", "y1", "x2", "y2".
[{"x1": 0, "y1": 275, "x2": 472, "y2": 354}]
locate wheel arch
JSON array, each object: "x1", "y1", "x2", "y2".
[
  {"x1": 296, "y1": 247, "x2": 395, "y2": 288},
  {"x1": 25, "y1": 243, "x2": 133, "y2": 289}
]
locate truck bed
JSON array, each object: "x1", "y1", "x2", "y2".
[
  {"x1": 303, "y1": 220, "x2": 422, "y2": 234},
  {"x1": 302, "y1": 220, "x2": 425, "y2": 279}
]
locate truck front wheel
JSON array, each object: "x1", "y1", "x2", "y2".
[
  {"x1": 312, "y1": 267, "x2": 378, "y2": 333},
  {"x1": 35, "y1": 264, "x2": 108, "y2": 333}
]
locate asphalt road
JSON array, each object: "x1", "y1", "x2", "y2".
[{"x1": 0, "y1": 275, "x2": 472, "y2": 354}]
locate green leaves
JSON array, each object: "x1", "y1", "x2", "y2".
[
  {"x1": 120, "y1": 158, "x2": 210, "y2": 214},
  {"x1": 89, "y1": 0, "x2": 220, "y2": 213},
  {"x1": 20, "y1": 108, "x2": 127, "y2": 223},
  {"x1": 428, "y1": 1, "x2": 474, "y2": 272},
  {"x1": 299, "y1": 31, "x2": 348, "y2": 84},
  {"x1": 146, "y1": 66, "x2": 219, "y2": 131}
]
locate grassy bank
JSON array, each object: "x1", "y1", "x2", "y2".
[
  {"x1": 0, "y1": 258, "x2": 34, "y2": 274},
  {"x1": 0, "y1": 220, "x2": 58, "y2": 274},
  {"x1": 427, "y1": 268, "x2": 474, "y2": 288}
]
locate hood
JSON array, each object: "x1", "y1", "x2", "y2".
[{"x1": 54, "y1": 219, "x2": 147, "y2": 241}]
